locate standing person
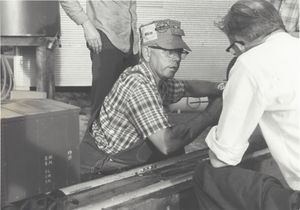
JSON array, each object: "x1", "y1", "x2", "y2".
[
  {"x1": 60, "y1": 0, "x2": 139, "y2": 116},
  {"x1": 268, "y1": 0, "x2": 299, "y2": 35},
  {"x1": 80, "y1": 19, "x2": 225, "y2": 181},
  {"x1": 193, "y1": 0, "x2": 300, "y2": 210}
]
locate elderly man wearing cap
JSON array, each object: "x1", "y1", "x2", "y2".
[{"x1": 80, "y1": 19, "x2": 224, "y2": 181}]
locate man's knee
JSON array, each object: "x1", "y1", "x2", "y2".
[{"x1": 193, "y1": 161, "x2": 211, "y2": 187}]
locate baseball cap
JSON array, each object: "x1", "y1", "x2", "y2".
[{"x1": 139, "y1": 19, "x2": 191, "y2": 52}]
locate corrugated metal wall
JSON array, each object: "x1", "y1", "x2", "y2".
[
  {"x1": 55, "y1": 0, "x2": 236, "y2": 86},
  {"x1": 54, "y1": 0, "x2": 90, "y2": 86}
]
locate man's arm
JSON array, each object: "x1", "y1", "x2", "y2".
[
  {"x1": 208, "y1": 149, "x2": 229, "y2": 167},
  {"x1": 148, "y1": 97, "x2": 222, "y2": 155},
  {"x1": 183, "y1": 80, "x2": 225, "y2": 97},
  {"x1": 206, "y1": 62, "x2": 265, "y2": 168},
  {"x1": 60, "y1": 0, "x2": 88, "y2": 25},
  {"x1": 59, "y1": 0, "x2": 102, "y2": 53}
]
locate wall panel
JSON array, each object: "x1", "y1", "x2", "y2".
[{"x1": 55, "y1": 0, "x2": 236, "y2": 86}]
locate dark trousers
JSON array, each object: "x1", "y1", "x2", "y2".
[
  {"x1": 80, "y1": 131, "x2": 185, "y2": 182},
  {"x1": 193, "y1": 161, "x2": 300, "y2": 210},
  {"x1": 89, "y1": 30, "x2": 139, "y2": 115}
]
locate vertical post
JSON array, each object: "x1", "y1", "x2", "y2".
[
  {"x1": 46, "y1": 49, "x2": 55, "y2": 99},
  {"x1": 36, "y1": 45, "x2": 47, "y2": 93},
  {"x1": 36, "y1": 44, "x2": 55, "y2": 99}
]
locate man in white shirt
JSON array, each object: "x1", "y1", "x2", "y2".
[{"x1": 193, "y1": 0, "x2": 300, "y2": 209}]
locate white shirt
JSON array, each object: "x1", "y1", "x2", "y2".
[{"x1": 206, "y1": 32, "x2": 300, "y2": 190}]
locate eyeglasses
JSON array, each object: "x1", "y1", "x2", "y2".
[
  {"x1": 225, "y1": 41, "x2": 245, "y2": 53},
  {"x1": 149, "y1": 46, "x2": 189, "y2": 60}
]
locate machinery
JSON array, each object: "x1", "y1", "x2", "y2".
[
  {"x1": 0, "y1": 1, "x2": 60, "y2": 37},
  {"x1": 0, "y1": 0, "x2": 61, "y2": 99},
  {"x1": 1, "y1": 99, "x2": 80, "y2": 209},
  {"x1": 0, "y1": 2, "x2": 78, "y2": 208}
]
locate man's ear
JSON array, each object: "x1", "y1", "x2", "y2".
[
  {"x1": 232, "y1": 35, "x2": 246, "y2": 52},
  {"x1": 141, "y1": 46, "x2": 151, "y2": 62},
  {"x1": 235, "y1": 42, "x2": 246, "y2": 52}
]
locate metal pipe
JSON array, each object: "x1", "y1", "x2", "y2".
[
  {"x1": 59, "y1": 149, "x2": 208, "y2": 196},
  {"x1": 1, "y1": 57, "x2": 7, "y2": 99},
  {"x1": 74, "y1": 171, "x2": 195, "y2": 210},
  {"x1": 3, "y1": 56, "x2": 13, "y2": 99}
]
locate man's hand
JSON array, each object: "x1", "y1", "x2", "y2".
[
  {"x1": 82, "y1": 20, "x2": 102, "y2": 54},
  {"x1": 205, "y1": 96, "x2": 223, "y2": 125},
  {"x1": 209, "y1": 149, "x2": 229, "y2": 168}
]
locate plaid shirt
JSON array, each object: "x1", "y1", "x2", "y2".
[
  {"x1": 90, "y1": 62, "x2": 185, "y2": 154},
  {"x1": 268, "y1": 0, "x2": 299, "y2": 32}
]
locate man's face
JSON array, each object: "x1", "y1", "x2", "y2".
[{"x1": 148, "y1": 47, "x2": 183, "y2": 80}]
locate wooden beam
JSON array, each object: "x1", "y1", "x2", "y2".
[
  {"x1": 36, "y1": 45, "x2": 47, "y2": 93},
  {"x1": 46, "y1": 49, "x2": 56, "y2": 99}
]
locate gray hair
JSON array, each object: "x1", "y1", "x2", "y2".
[{"x1": 216, "y1": 0, "x2": 286, "y2": 42}]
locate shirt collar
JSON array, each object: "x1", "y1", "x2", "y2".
[
  {"x1": 246, "y1": 31, "x2": 287, "y2": 53},
  {"x1": 139, "y1": 61, "x2": 159, "y2": 88},
  {"x1": 264, "y1": 31, "x2": 289, "y2": 42}
]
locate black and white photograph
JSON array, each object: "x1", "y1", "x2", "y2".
[{"x1": 1, "y1": 0, "x2": 299, "y2": 209}]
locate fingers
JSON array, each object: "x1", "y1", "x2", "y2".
[
  {"x1": 82, "y1": 20, "x2": 102, "y2": 54},
  {"x1": 87, "y1": 37, "x2": 102, "y2": 54},
  {"x1": 95, "y1": 38, "x2": 102, "y2": 54}
]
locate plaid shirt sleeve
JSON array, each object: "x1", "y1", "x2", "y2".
[
  {"x1": 268, "y1": 0, "x2": 299, "y2": 32},
  {"x1": 281, "y1": 0, "x2": 299, "y2": 32},
  {"x1": 161, "y1": 79, "x2": 186, "y2": 105},
  {"x1": 127, "y1": 81, "x2": 171, "y2": 139}
]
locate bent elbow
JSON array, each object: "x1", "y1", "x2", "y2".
[
  {"x1": 156, "y1": 143, "x2": 175, "y2": 155},
  {"x1": 149, "y1": 128, "x2": 178, "y2": 155},
  {"x1": 159, "y1": 147, "x2": 170, "y2": 155}
]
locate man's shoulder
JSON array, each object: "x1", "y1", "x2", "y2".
[{"x1": 121, "y1": 65, "x2": 150, "y2": 85}]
